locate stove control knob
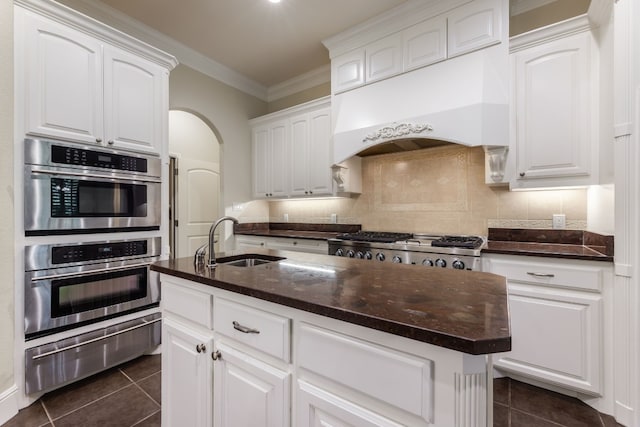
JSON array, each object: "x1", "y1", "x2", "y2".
[
  {"x1": 364, "y1": 251, "x2": 373, "y2": 260},
  {"x1": 376, "y1": 253, "x2": 385, "y2": 262},
  {"x1": 422, "y1": 259, "x2": 434, "y2": 267},
  {"x1": 435, "y1": 259, "x2": 447, "y2": 268},
  {"x1": 355, "y1": 251, "x2": 364, "y2": 259},
  {"x1": 452, "y1": 259, "x2": 465, "y2": 270},
  {"x1": 335, "y1": 248, "x2": 344, "y2": 257},
  {"x1": 392, "y1": 256, "x2": 402, "y2": 263},
  {"x1": 346, "y1": 250, "x2": 356, "y2": 258}
]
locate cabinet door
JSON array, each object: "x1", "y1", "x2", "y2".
[
  {"x1": 235, "y1": 235, "x2": 267, "y2": 251},
  {"x1": 289, "y1": 114, "x2": 310, "y2": 196},
  {"x1": 214, "y1": 343, "x2": 290, "y2": 427},
  {"x1": 366, "y1": 33, "x2": 403, "y2": 84},
  {"x1": 495, "y1": 283, "x2": 602, "y2": 394},
  {"x1": 104, "y1": 47, "x2": 164, "y2": 153},
  {"x1": 513, "y1": 32, "x2": 591, "y2": 182},
  {"x1": 297, "y1": 381, "x2": 403, "y2": 427},
  {"x1": 447, "y1": 0, "x2": 502, "y2": 58},
  {"x1": 332, "y1": 50, "x2": 365, "y2": 94},
  {"x1": 22, "y1": 12, "x2": 103, "y2": 144},
  {"x1": 307, "y1": 108, "x2": 333, "y2": 195},
  {"x1": 403, "y1": 16, "x2": 447, "y2": 72},
  {"x1": 269, "y1": 121, "x2": 289, "y2": 198},
  {"x1": 252, "y1": 125, "x2": 271, "y2": 198},
  {"x1": 162, "y1": 318, "x2": 213, "y2": 427}
]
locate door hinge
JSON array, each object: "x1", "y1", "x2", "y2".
[{"x1": 174, "y1": 220, "x2": 179, "y2": 227}]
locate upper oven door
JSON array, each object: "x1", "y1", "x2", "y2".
[{"x1": 24, "y1": 164, "x2": 161, "y2": 235}]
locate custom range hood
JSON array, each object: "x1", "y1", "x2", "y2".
[{"x1": 325, "y1": 0, "x2": 510, "y2": 166}]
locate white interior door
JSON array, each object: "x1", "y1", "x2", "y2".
[{"x1": 176, "y1": 157, "x2": 220, "y2": 258}]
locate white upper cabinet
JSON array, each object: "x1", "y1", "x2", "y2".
[
  {"x1": 251, "y1": 97, "x2": 332, "y2": 200},
  {"x1": 16, "y1": 4, "x2": 176, "y2": 154},
  {"x1": 403, "y1": 16, "x2": 447, "y2": 72},
  {"x1": 366, "y1": 33, "x2": 403, "y2": 84},
  {"x1": 22, "y1": 12, "x2": 104, "y2": 145},
  {"x1": 510, "y1": 17, "x2": 598, "y2": 189},
  {"x1": 331, "y1": 49, "x2": 366, "y2": 94},
  {"x1": 447, "y1": 0, "x2": 502, "y2": 58},
  {"x1": 252, "y1": 120, "x2": 288, "y2": 199},
  {"x1": 103, "y1": 47, "x2": 165, "y2": 153},
  {"x1": 325, "y1": 0, "x2": 504, "y2": 94}
]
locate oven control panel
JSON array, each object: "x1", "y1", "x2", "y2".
[
  {"x1": 51, "y1": 144, "x2": 148, "y2": 173},
  {"x1": 52, "y1": 240, "x2": 149, "y2": 264}
]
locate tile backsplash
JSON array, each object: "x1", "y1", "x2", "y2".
[{"x1": 256, "y1": 145, "x2": 587, "y2": 236}]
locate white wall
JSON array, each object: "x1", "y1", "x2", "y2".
[{"x1": 0, "y1": 0, "x2": 15, "y2": 423}]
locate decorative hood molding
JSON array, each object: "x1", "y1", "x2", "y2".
[{"x1": 332, "y1": 46, "x2": 509, "y2": 164}]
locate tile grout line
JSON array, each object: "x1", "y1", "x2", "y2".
[
  {"x1": 130, "y1": 376, "x2": 161, "y2": 408},
  {"x1": 129, "y1": 409, "x2": 161, "y2": 427},
  {"x1": 510, "y1": 408, "x2": 568, "y2": 427},
  {"x1": 39, "y1": 400, "x2": 55, "y2": 427}
]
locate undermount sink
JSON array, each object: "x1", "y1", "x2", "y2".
[{"x1": 217, "y1": 254, "x2": 285, "y2": 267}]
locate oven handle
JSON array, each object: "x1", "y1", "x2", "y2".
[
  {"x1": 31, "y1": 317, "x2": 162, "y2": 361},
  {"x1": 29, "y1": 167, "x2": 162, "y2": 183},
  {"x1": 30, "y1": 262, "x2": 153, "y2": 282}
]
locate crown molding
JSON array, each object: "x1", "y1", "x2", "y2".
[
  {"x1": 509, "y1": 0, "x2": 556, "y2": 17},
  {"x1": 509, "y1": 13, "x2": 591, "y2": 52},
  {"x1": 267, "y1": 65, "x2": 330, "y2": 102},
  {"x1": 52, "y1": 0, "x2": 269, "y2": 100}
]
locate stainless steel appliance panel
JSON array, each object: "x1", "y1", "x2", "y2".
[
  {"x1": 24, "y1": 138, "x2": 162, "y2": 235},
  {"x1": 25, "y1": 313, "x2": 161, "y2": 394}
]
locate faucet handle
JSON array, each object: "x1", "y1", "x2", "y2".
[{"x1": 194, "y1": 243, "x2": 208, "y2": 268}]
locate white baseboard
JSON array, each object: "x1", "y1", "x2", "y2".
[{"x1": 0, "y1": 384, "x2": 19, "y2": 425}]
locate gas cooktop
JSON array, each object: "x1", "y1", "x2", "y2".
[{"x1": 333, "y1": 231, "x2": 484, "y2": 249}]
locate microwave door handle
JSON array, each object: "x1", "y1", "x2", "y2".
[
  {"x1": 31, "y1": 317, "x2": 162, "y2": 360},
  {"x1": 30, "y1": 262, "x2": 153, "y2": 283},
  {"x1": 29, "y1": 168, "x2": 162, "y2": 183}
]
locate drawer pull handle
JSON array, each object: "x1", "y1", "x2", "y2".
[
  {"x1": 233, "y1": 321, "x2": 260, "y2": 334},
  {"x1": 526, "y1": 272, "x2": 555, "y2": 278},
  {"x1": 211, "y1": 350, "x2": 222, "y2": 361},
  {"x1": 196, "y1": 343, "x2": 206, "y2": 353}
]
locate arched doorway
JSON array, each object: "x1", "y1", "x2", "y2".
[{"x1": 168, "y1": 110, "x2": 222, "y2": 259}]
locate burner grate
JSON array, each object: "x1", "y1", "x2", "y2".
[
  {"x1": 336, "y1": 231, "x2": 413, "y2": 243},
  {"x1": 431, "y1": 236, "x2": 484, "y2": 249}
]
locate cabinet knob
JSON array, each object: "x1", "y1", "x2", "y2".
[
  {"x1": 293, "y1": 241, "x2": 297, "y2": 245},
  {"x1": 196, "y1": 343, "x2": 206, "y2": 353},
  {"x1": 519, "y1": 172, "x2": 525, "y2": 177},
  {"x1": 260, "y1": 242, "x2": 264, "y2": 246},
  {"x1": 211, "y1": 350, "x2": 222, "y2": 361},
  {"x1": 305, "y1": 191, "x2": 308, "y2": 194},
  {"x1": 309, "y1": 191, "x2": 313, "y2": 194},
  {"x1": 107, "y1": 140, "x2": 114, "y2": 145},
  {"x1": 96, "y1": 138, "x2": 102, "y2": 143}
]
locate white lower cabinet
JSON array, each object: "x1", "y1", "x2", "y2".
[
  {"x1": 235, "y1": 235, "x2": 329, "y2": 255},
  {"x1": 214, "y1": 342, "x2": 290, "y2": 427},
  {"x1": 484, "y1": 254, "x2": 611, "y2": 395},
  {"x1": 162, "y1": 317, "x2": 213, "y2": 427}
]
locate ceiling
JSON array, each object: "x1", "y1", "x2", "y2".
[{"x1": 70, "y1": 0, "x2": 408, "y2": 88}]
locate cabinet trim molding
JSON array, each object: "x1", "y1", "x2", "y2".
[{"x1": 510, "y1": 14, "x2": 591, "y2": 53}]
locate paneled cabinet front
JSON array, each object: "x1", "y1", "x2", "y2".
[
  {"x1": 19, "y1": 9, "x2": 166, "y2": 154},
  {"x1": 251, "y1": 98, "x2": 332, "y2": 200}
]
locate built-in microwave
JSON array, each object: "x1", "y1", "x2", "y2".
[{"x1": 24, "y1": 138, "x2": 161, "y2": 235}]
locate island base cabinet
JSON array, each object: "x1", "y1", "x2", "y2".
[
  {"x1": 213, "y1": 343, "x2": 290, "y2": 427},
  {"x1": 161, "y1": 318, "x2": 213, "y2": 427},
  {"x1": 297, "y1": 381, "x2": 404, "y2": 427}
]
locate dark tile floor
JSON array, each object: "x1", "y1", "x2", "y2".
[{"x1": 2, "y1": 357, "x2": 624, "y2": 426}]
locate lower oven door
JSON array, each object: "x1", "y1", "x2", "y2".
[
  {"x1": 25, "y1": 260, "x2": 160, "y2": 338},
  {"x1": 25, "y1": 313, "x2": 161, "y2": 394}
]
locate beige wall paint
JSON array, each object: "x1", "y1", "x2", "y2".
[
  {"x1": 267, "y1": 82, "x2": 331, "y2": 113},
  {"x1": 510, "y1": 0, "x2": 590, "y2": 36},
  {"x1": 269, "y1": 146, "x2": 588, "y2": 235},
  {"x1": 0, "y1": 0, "x2": 14, "y2": 395},
  {"x1": 169, "y1": 65, "x2": 267, "y2": 211}
]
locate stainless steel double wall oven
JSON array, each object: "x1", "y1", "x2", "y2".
[{"x1": 23, "y1": 138, "x2": 163, "y2": 394}]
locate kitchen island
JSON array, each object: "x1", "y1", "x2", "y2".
[{"x1": 152, "y1": 249, "x2": 510, "y2": 427}]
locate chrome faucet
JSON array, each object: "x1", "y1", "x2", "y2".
[{"x1": 202, "y1": 216, "x2": 238, "y2": 268}]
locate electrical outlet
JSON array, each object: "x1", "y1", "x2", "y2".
[
  {"x1": 283, "y1": 213, "x2": 289, "y2": 222},
  {"x1": 552, "y1": 214, "x2": 566, "y2": 229},
  {"x1": 330, "y1": 213, "x2": 337, "y2": 224}
]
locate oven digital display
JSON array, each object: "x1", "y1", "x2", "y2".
[{"x1": 51, "y1": 145, "x2": 148, "y2": 173}]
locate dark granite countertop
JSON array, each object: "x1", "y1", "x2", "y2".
[
  {"x1": 152, "y1": 249, "x2": 511, "y2": 355},
  {"x1": 483, "y1": 228, "x2": 614, "y2": 262},
  {"x1": 234, "y1": 222, "x2": 361, "y2": 241}
]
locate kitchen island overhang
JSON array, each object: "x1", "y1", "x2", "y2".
[{"x1": 151, "y1": 249, "x2": 511, "y2": 356}]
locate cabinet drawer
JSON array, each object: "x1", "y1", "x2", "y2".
[
  {"x1": 486, "y1": 257, "x2": 604, "y2": 292},
  {"x1": 214, "y1": 298, "x2": 291, "y2": 362},
  {"x1": 162, "y1": 280, "x2": 212, "y2": 329},
  {"x1": 298, "y1": 323, "x2": 433, "y2": 423}
]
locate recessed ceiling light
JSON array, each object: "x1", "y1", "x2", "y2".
[{"x1": 269, "y1": 0, "x2": 281, "y2": 3}]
